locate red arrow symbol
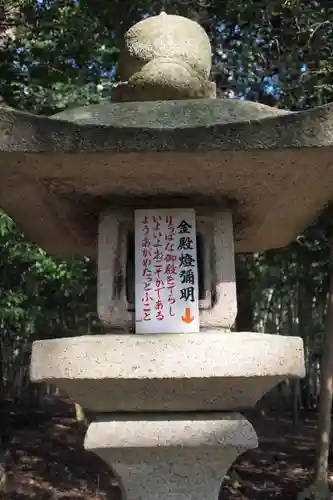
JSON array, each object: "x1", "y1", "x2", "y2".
[{"x1": 182, "y1": 307, "x2": 194, "y2": 324}]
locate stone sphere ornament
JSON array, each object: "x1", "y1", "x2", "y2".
[{"x1": 112, "y1": 12, "x2": 216, "y2": 101}]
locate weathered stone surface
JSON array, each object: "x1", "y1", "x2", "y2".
[
  {"x1": 1, "y1": 99, "x2": 333, "y2": 256},
  {"x1": 118, "y1": 13, "x2": 212, "y2": 82},
  {"x1": 113, "y1": 13, "x2": 216, "y2": 102},
  {"x1": 85, "y1": 413, "x2": 257, "y2": 500},
  {"x1": 30, "y1": 332, "x2": 305, "y2": 412}
]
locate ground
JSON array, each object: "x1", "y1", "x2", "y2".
[{"x1": 2, "y1": 405, "x2": 331, "y2": 499}]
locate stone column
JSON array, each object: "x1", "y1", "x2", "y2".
[{"x1": 85, "y1": 414, "x2": 257, "y2": 500}]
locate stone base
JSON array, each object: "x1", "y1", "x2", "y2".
[{"x1": 85, "y1": 413, "x2": 258, "y2": 500}]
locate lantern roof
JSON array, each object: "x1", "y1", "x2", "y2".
[{"x1": 1, "y1": 13, "x2": 333, "y2": 256}]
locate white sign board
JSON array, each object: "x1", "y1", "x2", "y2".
[{"x1": 134, "y1": 209, "x2": 200, "y2": 334}]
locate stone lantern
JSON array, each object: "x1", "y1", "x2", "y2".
[{"x1": 2, "y1": 11, "x2": 333, "y2": 500}]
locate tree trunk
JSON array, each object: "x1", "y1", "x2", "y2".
[
  {"x1": 298, "y1": 265, "x2": 333, "y2": 500},
  {"x1": 292, "y1": 379, "x2": 300, "y2": 427},
  {"x1": 315, "y1": 268, "x2": 333, "y2": 482}
]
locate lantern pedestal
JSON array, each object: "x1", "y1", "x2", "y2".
[
  {"x1": 85, "y1": 413, "x2": 257, "y2": 500},
  {"x1": 30, "y1": 332, "x2": 305, "y2": 498}
]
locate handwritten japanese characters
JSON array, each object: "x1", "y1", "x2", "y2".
[{"x1": 135, "y1": 209, "x2": 200, "y2": 333}]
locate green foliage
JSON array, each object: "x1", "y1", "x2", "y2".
[
  {"x1": 0, "y1": 210, "x2": 101, "y2": 399},
  {"x1": 1, "y1": 0, "x2": 119, "y2": 114},
  {"x1": 209, "y1": 1, "x2": 333, "y2": 106},
  {"x1": 0, "y1": 210, "x2": 98, "y2": 333}
]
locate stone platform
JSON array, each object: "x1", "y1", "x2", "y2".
[{"x1": 30, "y1": 332, "x2": 305, "y2": 412}]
